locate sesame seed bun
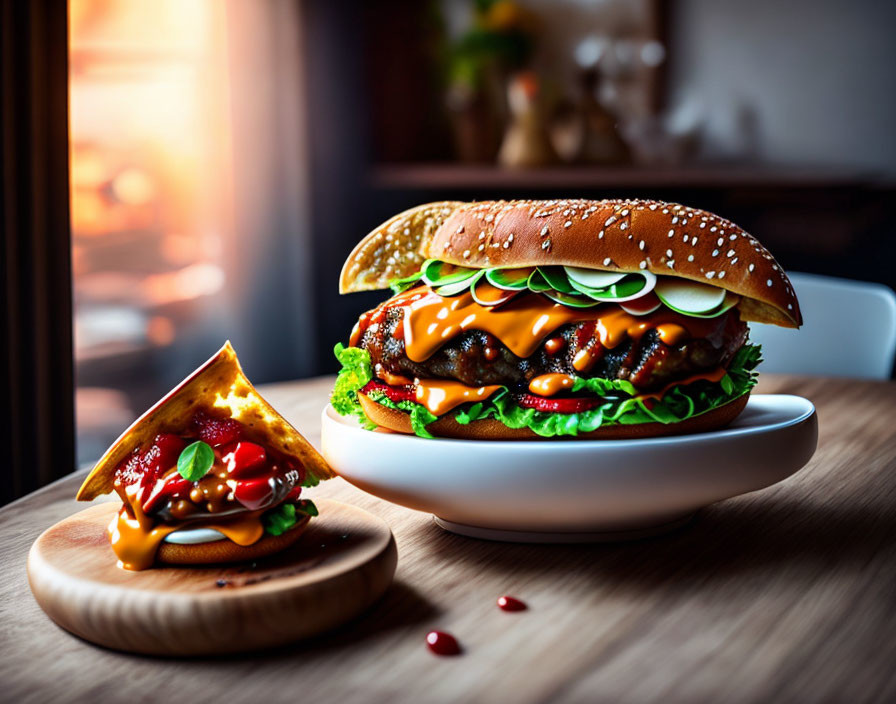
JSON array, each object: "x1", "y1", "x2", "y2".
[
  {"x1": 156, "y1": 515, "x2": 310, "y2": 566},
  {"x1": 340, "y1": 199, "x2": 801, "y2": 328},
  {"x1": 358, "y1": 390, "x2": 750, "y2": 441}
]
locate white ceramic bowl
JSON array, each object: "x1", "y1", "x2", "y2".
[{"x1": 321, "y1": 395, "x2": 817, "y2": 541}]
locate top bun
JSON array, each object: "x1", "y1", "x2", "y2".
[{"x1": 340, "y1": 199, "x2": 801, "y2": 327}]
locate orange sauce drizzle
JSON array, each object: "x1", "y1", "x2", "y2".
[
  {"x1": 367, "y1": 287, "x2": 722, "y2": 364},
  {"x1": 636, "y1": 366, "x2": 728, "y2": 402},
  {"x1": 528, "y1": 373, "x2": 575, "y2": 396},
  {"x1": 108, "y1": 484, "x2": 265, "y2": 570},
  {"x1": 414, "y1": 378, "x2": 502, "y2": 415}
]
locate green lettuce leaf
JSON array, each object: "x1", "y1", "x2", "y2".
[
  {"x1": 331, "y1": 343, "x2": 377, "y2": 429},
  {"x1": 262, "y1": 500, "x2": 318, "y2": 536},
  {"x1": 332, "y1": 343, "x2": 762, "y2": 439}
]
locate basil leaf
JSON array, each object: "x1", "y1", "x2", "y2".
[{"x1": 177, "y1": 440, "x2": 214, "y2": 481}]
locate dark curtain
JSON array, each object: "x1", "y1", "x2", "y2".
[{"x1": 1, "y1": 1, "x2": 74, "y2": 505}]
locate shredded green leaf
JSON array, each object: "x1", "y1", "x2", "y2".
[
  {"x1": 262, "y1": 500, "x2": 318, "y2": 536},
  {"x1": 332, "y1": 343, "x2": 762, "y2": 439}
]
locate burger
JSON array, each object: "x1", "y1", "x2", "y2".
[
  {"x1": 332, "y1": 199, "x2": 801, "y2": 440},
  {"x1": 76, "y1": 342, "x2": 334, "y2": 570}
]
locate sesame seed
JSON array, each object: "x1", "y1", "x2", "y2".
[
  {"x1": 649, "y1": 204, "x2": 658, "y2": 210},
  {"x1": 717, "y1": 237, "x2": 724, "y2": 246},
  {"x1": 620, "y1": 222, "x2": 628, "y2": 230},
  {"x1": 639, "y1": 240, "x2": 645, "y2": 250},
  {"x1": 666, "y1": 249, "x2": 673, "y2": 257},
  {"x1": 691, "y1": 237, "x2": 698, "y2": 246},
  {"x1": 463, "y1": 250, "x2": 470, "y2": 258},
  {"x1": 564, "y1": 221, "x2": 573, "y2": 228},
  {"x1": 667, "y1": 260, "x2": 675, "y2": 269},
  {"x1": 484, "y1": 214, "x2": 494, "y2": 222},
  {"x1": 767, "y1": 279, "x2": 773, "y2": 287},
  {"x1": 710, "y1": 226, "x2": 717, "y2": 232},
  {"x1": 699, "y1": 223, "x2": 707, "y2": 229},
  {"x1": 788, "y1": 304, "x2": 793, "y2": 310},
  {"x1": 541, "y1": 239, "x2": 551, "y2": 250},
  {"x1": 639, "y1": 260, "x2": 647, "y2": 269},
  {"x1": 683, "y1": 234, "x2": 689, "y2": 242},
  {"x1": 478, "y1": 244, "x2": 485, "y2": 251},
  {"x1": 598, "y1": 230, "x2": 604, "y2": 239},
  {"x1": 563, "y1": 209, "x2": 570, "y2": 216},
  {"x1": 749, "y1": 263, "x2": 755, "y2": 272},
  {"x1": 688, "y1": 254, "x2": 695, "y2": 262},
  {"x1": 508, "y1": 233, "x2": 514, "y2": 242},
  {"x1": 681, "y1": 219, "x2": 689, "y2": 226},
  {"x1": 540, "y1": 226, "x2": 549, "y2": 236},
  {"x1": 706, "y1": 271, "x2": 716, "y2": 279},
  {"x1": 730, "y1": 234, "x2": 738, "y2": 240},
  {"x1": 672, "y1": 216, "x2": 679, "y2": 224},
  {"x1": 503, "y1": 241, "x2": 510, "y2": 249},
  {"x1": 712, "y1": 249, "x2": 719, "y2": 257},
  {"x1": 718, "y1": 271, "x2": 725, "y2": 279},
  {"x1": 727, "y1": 249, "x2": 735, "y2": 257},
  {"x1": 478, "y1": 232, "x2": 486, "y2": 240},
  {"x1": 731, "y1": 257, "x2": 738, "y2": 264},
  {"x1": 603, "y1": 257, "x2": 611, "y2": 266},
  {"x1": 621, "y1": 209, "x2": 630, "y2": 216},
  {"x1": 605, "y1": 216, "x2": 617, "y2": 226},
  {"x1": 668, "y1": 229, "x2": 675, "y2": 237},
  {"x1": 456, "y1": 225, "x2": 464, "y2": 234}
]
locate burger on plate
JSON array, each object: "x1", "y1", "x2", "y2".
[
  {"x1": 76, "y1": 342, "x2": 334, "y2": 570},
  {"x1": 332, "y1": 199, "x2": 801, "y2": 440}
]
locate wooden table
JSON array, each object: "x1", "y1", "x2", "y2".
[{"x1": 2, "y1": 375, "x2": 895, "y2": 703}]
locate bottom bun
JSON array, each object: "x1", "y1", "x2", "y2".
[
  {"x1": 156, "y1": 515, "x2": 310, "y2": 565},
  {"x1": 358, "y1": 391, "x2": 750, "y2": 441}
]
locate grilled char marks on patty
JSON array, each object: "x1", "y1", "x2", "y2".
[{"x1": 358, "y1": 306, "x2": 748, "y2": 393}]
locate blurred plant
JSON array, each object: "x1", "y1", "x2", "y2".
[
  {"x1": 442, "y1": 0, "x2": 538, "y2": 162},
  {"x1": 447, "y1": 0, "x2": 536, "y2": 91}
]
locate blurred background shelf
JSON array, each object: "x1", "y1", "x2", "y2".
[{"x1": 368, "y1": 163, "x2": 885, "y2": 191}]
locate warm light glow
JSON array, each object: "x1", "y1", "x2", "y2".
[{"x1": 69, "y1": 0, "x2": 233, "y2": 355}]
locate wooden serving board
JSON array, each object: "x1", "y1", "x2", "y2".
[{"x1": 26, "y1": 499, "x2": 397, "y2": 656}]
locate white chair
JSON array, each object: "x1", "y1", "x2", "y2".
[{"x1": 747, "y1": 272, "x2": 896, "y2": 379}]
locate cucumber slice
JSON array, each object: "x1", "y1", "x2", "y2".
[
  {"x1": 568, "y1": 272, "x2": 657, "y2": 303},
  {"x1": 662, "y1": 291, "x2": 741, "y2": 318},
  {"x1": 389, "y1": 270, "x2": 423, "y2": 294},
  {"x1": 655, "y1": 278, "x2": 726, "y2": 313},
  {"x1": 485, "y1": 267, "x2": 535, "y2": 290},
  {"x1": 526, "y1": 270, "x2": 552, "y2": 292},
  {"x1": 421, "y1": 259, "x2": 479, "y2": 287},
  {"x1": 471, "y1": 278, "x2": 519, "y2": 307},
  {"x1": 564, "y1": 267, "x2": 627, "y2": 289},
  {"x1": 435, "y1": 270, "x2": 483, "y2": 297},
  {"x1": 542, "y1": 290, "x2": 602, "y2": 308},
  {"x1": 537, "y1": 266, "x2": 576, "y2": 294}
]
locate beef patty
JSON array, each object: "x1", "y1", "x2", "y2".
[{"x1": 357, "y1": 303, "x2": 748, "y2": 393}]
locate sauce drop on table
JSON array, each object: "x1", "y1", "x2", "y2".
[
  {"x1": 497, "y1": 595, "x2": 527, "y2": 611},
  {"x1": 426, "y1": 631, "x2": 461, "y2": 656}
]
